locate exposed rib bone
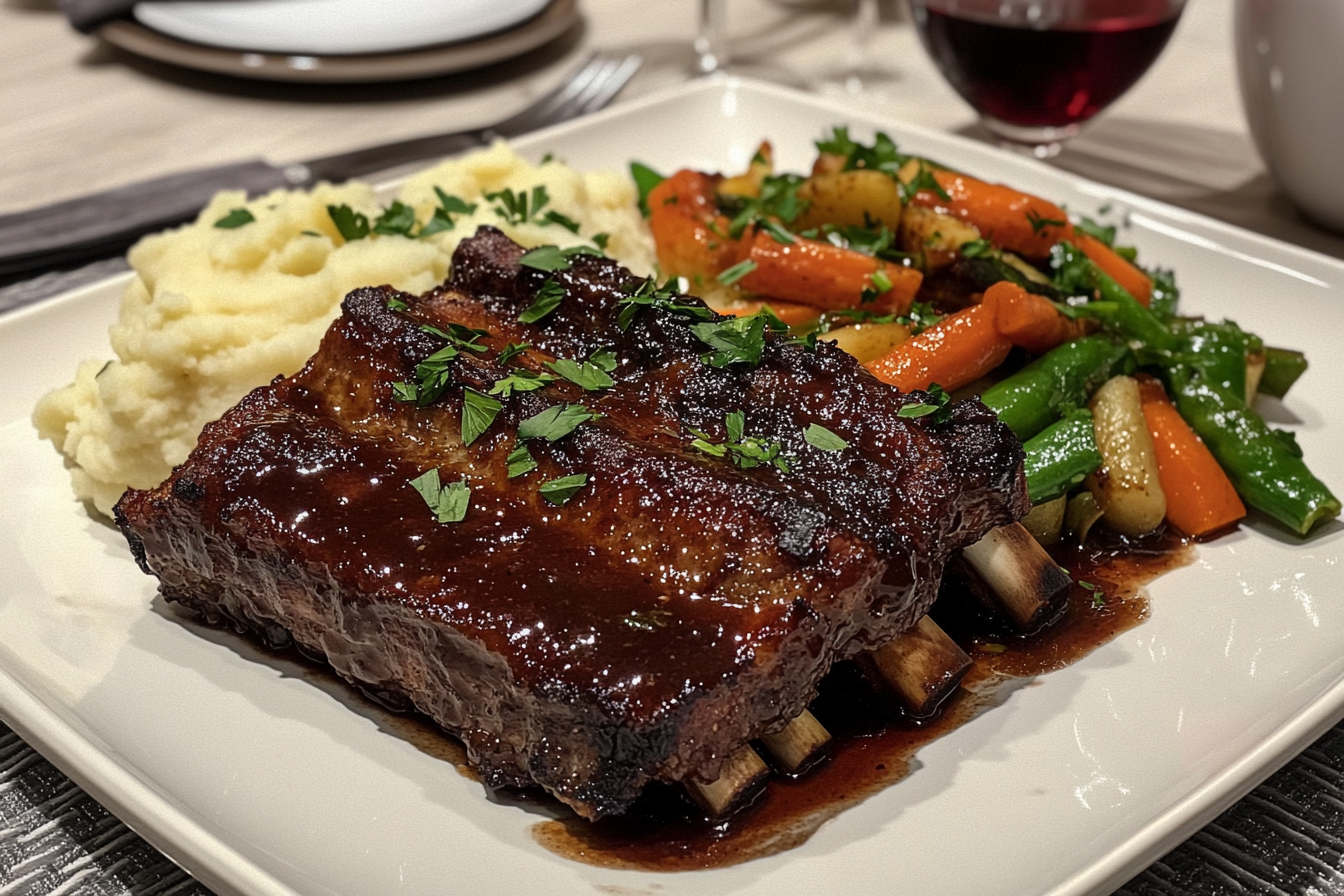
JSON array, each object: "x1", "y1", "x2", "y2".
[
  {"x1": 758, "y1": 710, "x2": 831, "y2": 774},
  {"x1": 866, "y1": 614, "x2": 971, "y2": 718},
  {"x1": 685, "y1": 744, "x2": 770, "y2": 817},
  {"x1": 960, "y1": 522, "x2": 1072, "y2": 631}
]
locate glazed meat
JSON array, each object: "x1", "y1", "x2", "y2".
[{"x1": 115, "y1": 227, "x2": 1027, "y2": 819}]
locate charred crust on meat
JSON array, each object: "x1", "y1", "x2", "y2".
[{"x1": 114, "y1": 227, "x2": 1028, "y2": 820}]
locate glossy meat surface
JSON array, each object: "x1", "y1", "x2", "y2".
[{"x1": 115, "y1": 227, "x2": 1027, "y2": 818}]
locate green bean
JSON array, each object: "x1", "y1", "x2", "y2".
[
  {"x1": 979, "y1": 335, "x2": 1133, "y2": 440},
  {"x1": 1022, "y1": 409, "x2": 1102, "y2": 504},
  {"x1": 1166, "y1": 365, "x2": 1340, "y2": 535},
  {"x1": 1258, "y1": 346, "x2": 1309, "y2": 398}
]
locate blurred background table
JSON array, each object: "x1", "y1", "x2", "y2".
[{"x1": 4, "y1": 0, "x2": 1344, "y2": 893}]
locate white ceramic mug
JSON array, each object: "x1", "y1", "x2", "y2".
[{"x1": 1234, "y1": 0, "x2": 1344, "y2": 232}]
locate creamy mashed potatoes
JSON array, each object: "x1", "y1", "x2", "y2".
[{"x1": 33, "y1": 141, "x2": 655, "y2": 517}]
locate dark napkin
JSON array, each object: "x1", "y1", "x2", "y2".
[{"x1": 61, "y1": 0, "x2": 139, "y2": 33}]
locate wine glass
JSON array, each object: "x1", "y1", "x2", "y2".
[{"x1": 907, "y1": 0, "x2": 1188, "y2": 158}]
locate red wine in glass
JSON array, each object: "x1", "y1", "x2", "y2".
[{"x1": 910, "y1": 0, "x2": 1185, "y2": 156}]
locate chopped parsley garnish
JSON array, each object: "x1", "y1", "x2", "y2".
[
  {"x1": 615, "y1": 276, "x2": 715, "y2": 330},
  {"x1": 409, "y1": 468, "x2": 470, "y2": 523},
  {"x1": 815, "y1": 126, "x2": 911, "y2": 175},
  {"x1": 547, "y1": 348, "x2": 617, "y2": 391},
  {"x1": 518, "y1": 243, "x2": 603, "y2": 273},
  {"x1": 497, "y1": 342, "x2": 530, "y2": 365},
  {"x1": 327, "y1": 204, "x2": 371, "y2": 241},
  {"x1": 592, "y1": 232, "x2": 611, "y2": 251},
  {"x1": 691, "y1": 310, "x2": 785, "y2": 368},
  {"x1": 896, "y1": 383, "x2": 953, "y2": 424},
  {"x1": 1026, "y1": 208, "x2": 1068, "y2": 233},
  {"x1": 1073, "y1": 215, "x2": 1117, "y2": 246},
  {"x1": 419, "y1": 188, "x2": 478, "y2": 237},
  {"x1": 386, "y1": 296, "x2": 410, "y2": 312},
  {"x1": 488, "y1": 368, "x2": 555, "y2": 398},
  {"x1": 629, "y1": 161, "x2": 666, "y2": 217},
  {"x1": 543, "y1": 209, "x2": 581, "y2": 233},
  {"x1": 900, "y1": 163, "x2": 951, "y2": 204},
  {"x1": 861, "y1": 268, "x2": 894, "y2": 304},
  {"x1": 421, "y1": 322, "x2": 489, "y2": 352},
  {"x1": 959, "y1": 238, "x2": 993, "y2": 258},
  {"x1": 716, "y1": 258, "x2": 758, "y2": 286},
  {"x1": 1079, "y1": 579, "x2": 1106, "y2": 607},
  {"x1": 539, "y1": 473, "x2": 589, "y2": 506},
  {"x1": 719, "y1": 173, "x2": 808, "y2": 239},
  {"x1": 517, "y1": 403, "x2": 600, "y2": 442},
  {"x1": 689, "y1": 410, "x2": 791, "y2": 472},
  {"x1": 371, "y1": 200, "x2": 418, "y2": 237},
  {"x1": 461, "y1": 388, "x2": 502, "y2": 446},
  {"x1": 519, "y1": 279, "x2": 566, "y2": 323},
  {"x1": 804, "y1": 423, "x2": 849, "y2": 452},
  {"x1": 623, "y1": 609, "x2": 673, "y2": 631},
  {"x1": 506, "y1": 444, "x2": 537, "y2": 478},
  {"x1": 214, "y1": 208, "x2": 255, "y2": 229},
  {"x1": 394, "y1": 344, "x2": 459, "y2": 407},
  {"x1": 487, "y1": 185, "x2": 552, "y2": 226}
]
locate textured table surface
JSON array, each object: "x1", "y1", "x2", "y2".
[{"x1": 4, "y1": 0, "x2": 1344, "y2": 894}]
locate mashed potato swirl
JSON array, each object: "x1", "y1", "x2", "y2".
[{"x1": 33, "y1": 142, "x2": 654, "y2": 517}]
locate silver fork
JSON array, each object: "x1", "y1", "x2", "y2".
[{"x1": 0, "y1": 52, "x2": 643, "y2": 280}]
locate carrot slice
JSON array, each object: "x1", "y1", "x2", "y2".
[
  {"x1": 984, "y1": 280, "x2": 1088, "y2": 354},
  {"x1": 1073, "y1": 232, "x2": 1153, "y2": 306},
  {"x1": 864, "y1": 303, "x2": 1012, "y2": 393},
  {"x1": 1136, "y1": 376, "x2": 1246, "y2": 537},
  {"x1": 910, "y1": 170, "x2": 1073, "y2": 259},
  {"x1": 647, "y1": 170, "x2": 739, "y2": 284},
  {"x1": 735, "y1": 229, "x2": 922, "y2": 314}
]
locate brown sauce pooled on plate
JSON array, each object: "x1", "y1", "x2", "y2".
[{"x1": 532, "y1": 527, "x2": 1193, "y2": 870}]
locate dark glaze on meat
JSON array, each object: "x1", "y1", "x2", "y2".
[{"x1": 115, "y1": 227, "x2": 1027, "y2": 819}]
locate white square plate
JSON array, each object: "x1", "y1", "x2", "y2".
[{"x1": 3, "y1": 78, "x2": 1343, "y2": 896}]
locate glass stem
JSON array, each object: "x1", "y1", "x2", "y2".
[{"x1": 695, "y1": 0, "x2": 729, "y2": 75}]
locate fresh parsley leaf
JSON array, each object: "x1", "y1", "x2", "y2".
[
  {"x1": 213, "y1": 208, "x2": 255, "y2": 229},
  {"x1": 630, "y1": 161, "x2": 666, "y2": 217},
  {"x1": 542, "y1": 209, "x2": 581, "y2": 233},
  {"x1": 461, "y1": 388, "x2": 502, "y2": 446},
  {"x1": 896, "y1": 384, "x2": 953, "y2": 424},
  {"x1": 588, "y1": 347, "x2": 617, "y2": 373},
  {"x1": 716, "y1": 259, "x2": 758, "y2": 286},
  {"x1": 386, "y1": 296, "x2": 410, "y2": 312},
  {"x1": 489, "y1": 368, "x2": 554, "y2": 398},
  {"x1": 804, "y1": 423, "x2": 849, "y2": 451},
  {"x1": 1074, "y1": 215, "x2": 1117, "y2": 246},
  {"x1": 327, "y1": 204, "x2": 370, "y2": 241},
  {"x1": 900, "y1": 163, "x2": 951, "y2": 203},
  {"x1": 689, "y1": 411, "x2": 791, "y2": 472},
  {"x1": 418, "y1": 188, "x2": 478, "y2": 237},
  {"x1": 547, "y1": 355, "x2": 615, "y2": 391},
  {"x1": 420, "y1": 323, "x2": 489, "y2": 352},
  {"x1": 518, "y1": 244, "x2": 602, "y2": 273},
  {"x1": 615, "y1": 276, "x2": 715, "y2": 330},
  {"x1": 391, "y1": 381, "x2": 419, "y2": 403},
  {"x1": 519, "y1": 279, "x2": 565, "y2": 324},
  {"x1": 372, "y1": 200, "x2": 418, "y2": 237},
  {"x1": 395, "y1": 343, "x2": 460, "y2": 407},
  {"x1": 539, "y1": 473, "x2": 589, "y2": 506},
  {"x1": 487, "y1": 185, "x2": 551, "y2": 225},
  {"x1": 409, "y1": 468, "x2": 470, "y2": 523},
  {"x1": 506, "y1": 444, "x2": 537, "y2": 478},
  {"x1": 816, "y1": 127, "x2": 911, "y2": 175},
  {"x1": 497, "y1": 342, "x2": 530, "y2": 365},
  {"x1": 861, "y1": 267, "x2": 894, "y2": 304},
  {"x1": 959, "y1": 238, "x2": 993, "y2": 258},
  {"x1": 517, "y1": 403, "x2": 599, "y2": 442},
  {"x1": 691, "y1": 311, "x2": 784, "y2": 368},
  {"x1": 1026, "y1": 208, "x2": 1067, "y2": 233},
  {"x1": 592, "y1": 232, "x2": 611, "y2": 250}
]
